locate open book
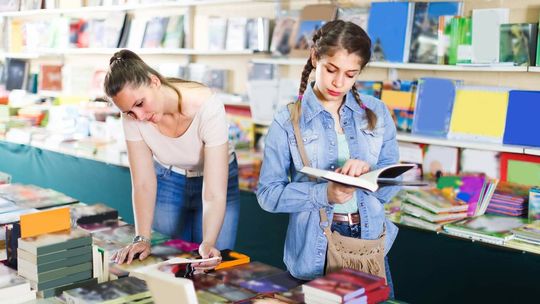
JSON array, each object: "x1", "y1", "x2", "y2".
[{"x1": 300, "y1": 163, "x2": 419, "y2": 192}]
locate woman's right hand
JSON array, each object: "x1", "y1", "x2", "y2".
[{"x1": 111, "y1": 241, "x2": 151, "y2": 265}]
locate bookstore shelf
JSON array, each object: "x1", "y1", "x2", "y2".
[
  {"x1": 524, "y1": 148, "x2": 540, "y2": 156},
  {"x1": 529, "y1": 66, "x2": 540, "y2": 72},
  {"x1": 0, "y1": 49, "x2": 256, "y2": 58},
  {"x1": 0, "y1": 0, "x2": 261, "y2": 17},
  {"x1": 250, "y1": 58, "x2": 530, "y2": 72},
  {"x1": 396, "y1": 132, "x2": 525, "y2": 154}
]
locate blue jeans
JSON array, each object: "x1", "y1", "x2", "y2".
[
  {"x1": 152, "y1": 156, "x2": 240, "y2": 250},
  {"x1": 331, "y1": 221, "x2": 395, "y2": 299}
]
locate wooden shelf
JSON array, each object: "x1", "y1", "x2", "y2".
[
  {"x1": 0, "y1": 0, "x2": 258, "y2": 17},
  {"x1": 396, "y1": 132, "x2": 525, "y2": 154}
]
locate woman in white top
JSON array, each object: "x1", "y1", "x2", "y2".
[{"x1": 104, "y1": 50, "x2": 239, "y2": 269}]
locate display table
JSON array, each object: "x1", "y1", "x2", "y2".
[{"x1": 1, "y1": 140, "x2": 539, "y2": 303}]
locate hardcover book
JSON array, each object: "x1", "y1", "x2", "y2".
[
  {"x1": 63, "y1": 276, "x2": 150, "y2": 304},
  {"x1": 300, "y1": 163, "x2": 416, "y2": 192},
  {"x1": 499, "y1": 23, "x2": 538, "y2": 66},
  {"x1": 70, "y1": 203, "x2": 118, "y2": 225}
]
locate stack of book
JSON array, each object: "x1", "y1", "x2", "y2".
[
  {"x1": 63, "y1": 276, "x2": 151, "y2": 303},
  {"x1": 485, "y1": 182, "x2": 530, "y2": 217},
  {"x1": 510, "y1": 221, "x2": 540, "y2": 247},
  {"x1": 0, "y1": 263, "x2": 35, "y2": 303},
  {"x1": 400, "y1": 189, "x2": 468, "y2": 231},
  {"x1": 302, "y1": 268, "x2": 389, "y2": 304},
  {"x1": 443, "y1": 214, "x2": 528, "y2": 245},
  {"x1": 16, "y1": 228, "x2": 97, "y2": 298}
]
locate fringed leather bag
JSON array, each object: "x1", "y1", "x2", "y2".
[{"x1": 288, "y1": 103, "x2": 387, "y2": 281}]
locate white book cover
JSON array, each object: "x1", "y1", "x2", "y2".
[
  {"x1": 225, "y1": 17, "x2": 247, "y2": 51},
  {"x1": 472, "y1": 8, "x2": 509, "y2": 64}
]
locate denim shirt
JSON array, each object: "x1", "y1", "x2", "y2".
[{"x1": 256, "y1": 83, "x2": 401, "y2": 280}]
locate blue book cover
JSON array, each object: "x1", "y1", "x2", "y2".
[
  {"x1": 503, "y1": 90, "x2": 540, "y2": 147},
  {"x1": 409, "y1": 1, "x2": 463, "y2": 63},
  {"x1": 412, "y1": 77, "x2": 459, "y2": 137},
  {"x1": 367, "y1": 2, "x2": 414, "y2": 62}
]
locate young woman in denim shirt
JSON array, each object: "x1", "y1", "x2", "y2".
[
  {"x1": 104, "y1": 50, "x2": 239, "y2": 270},
  {"x1": 256, "y1": 20, "x2": 400, "y2": 296}
]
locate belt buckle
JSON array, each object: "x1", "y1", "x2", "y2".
[
  {"x1": 185, "y1": 170, "x2": 200, "y2": 178},
  {"x1": 348, "y1": 213, "x2": 354, "y2": 225}
]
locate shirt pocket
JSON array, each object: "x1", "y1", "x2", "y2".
[
  {"x1": 361, "y1": 127, "x2": 384, "y2": 160},
  {"x1": 288, "y1": 133, "x2": 319, "y2": 170}
]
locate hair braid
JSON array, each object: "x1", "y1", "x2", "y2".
[
  {"x1": 351, "y1": 85, "x2": 377, "y2": 130},
  {"x1": 291, "y1": 57, "x2": 315, "y2": 124}
]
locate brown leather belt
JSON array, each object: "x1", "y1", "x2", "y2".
[{"x1": 333, "y1": 212, "x2": 360, "y2": 225}]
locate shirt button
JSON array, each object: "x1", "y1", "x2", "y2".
[
  {"x1": 344, "y1": 121, "x2": 348, "y2": 125},
  {"x1": 350, "y1": 136, "x2": 354, "y2": 140},
  {"x1": 330, "y1": 141, "x2": 335, "y2": 146}
]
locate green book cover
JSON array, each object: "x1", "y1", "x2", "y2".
[
  {"x1": 444, "y1": 214, "x2": 527, "y2": 239},
  {"x1": 18, "y1": 228, "x2": 92, "y2": 255},
  {"x1": 537, "y1": 14, "x2": 540, "y2": 66},
  {"x1": 18, "y1": 244, "x2": 92, "y2": 265}
]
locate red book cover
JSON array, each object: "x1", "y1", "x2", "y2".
[
  {"x1": 328, "y1": 268, "x2": 386, "y2": 293},
  {"x1": 39, "y1": 64, "x2": 63, "y2": 91},
  {"x1": 366, "y1": 285, "x2": 390, "y2": 304}
]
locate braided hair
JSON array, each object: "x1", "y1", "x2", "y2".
[{"x1": 291, "y1": 20, "x2": 377, "y2": 130}]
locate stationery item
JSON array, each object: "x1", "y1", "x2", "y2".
[{"x1": 503, "y1": 90, "x2": 540, "y2": 148}]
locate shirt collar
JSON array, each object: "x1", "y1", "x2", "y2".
[{"x1": 300, "y1": 82, "x2": 365, "y2": 123}]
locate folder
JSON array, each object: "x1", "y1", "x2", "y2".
[{"x1": 503, "y1": 90, "x2": 540, "y2": 148}]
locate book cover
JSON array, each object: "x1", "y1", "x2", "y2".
[
  {"x1": 291, "y1": 4, "x2": 337, "y2": 57},
  {"x1": 17, "y1": 228, "x2": 92, "y2": 256},
  {"x1": 70, "y1": 203, "x2": 118, "y2": 225},
  {"x1": 63, "y1": 276, "x2": 150, "y2": 304},
  {"x1": 367, "y1": 1, "x2": 414, "y2": 62},
  {"x1": 404, "y1": 189, "x2": 468, "y2": 214},
  {"x1": 17, "y1": 249, "x2": 92, "y2": 273},
  {"x1": 401, "y1": 202, "x2": 467, "y2": 223},
  {"x1": 207, "y1": 16, "x2": 227, "y2": 50},
  {"x1": 503, "y1": 90, "x2": 540, "y2": 148},
  {"x1": 92, "y1": 224, "x2": 169, "y2": 246},
  {"x1": 205, "y1": 283, "x2": 256, "y2": 302},
  {"x1": 214, "y1": 249, "x2": 250, "y2": 270},
  {"x1": 197, "y1": 290, "x2": 228, "y2": 304},
  {"x1": 412, "y1": 77, "x2": 459, "y2": 137},
  {"x1": 499, "y1": 23, "x2": 538, "y2": 66},
  {"x1": 472, "y1": 8, "x2": 509, "y2": 64},
  {"x1": 18, "y1": 260, "x2": 92, "y2": 283},
  {"x1": 225, "y1": 17, "x2": 247, "y2": 51},
  {"x1": 337, "y1": 7, "x2": 369, "y2": 31},
  {"x1": 500, "y1": 153, "x2": 540, "y2": 186},
  {"x1": 408, "y1": 1, "x2": 463, "y2": 64},
  {"x1": 141, "y1": 16, "x2": 169, "y2": 48},
  {"x1": 270, "y1": 14, "x2": 297, "y2": 56},
  {"x1": 246, "y1": 17, "x2": 271, "y2": 52},
  {"x1": 355, "y1": 81, "x2": 383, "y2": 99},
  {"x1": 38, "y1": 64, "x2": 63, "y2": 92},
  {"x1": 206, "y1": 261, "x2": 283, "y2": 286},
  {"x1": 162, "y1": 14, "x2": 184, "y2": 49},
  {"x1": 4, "y1": 58, "x2": 28, "y2": 91},
  {"x1": 302, "y1": 270, "x2": 368, "y2": 302},
  {"x1": 448, "y1": 86, "x2": 509, "y2": 144},
  {"x1": 19, "y1": 207, "x2": 71, "y2": 238},
  {"x1": 300, "y1": 163, "x2": 415, "y2": 192},
  {"x1": 444, "y1": 214, "x2": 527, "y2": 244},
  {"x1": 30, "y1": 269, "x2": 92, "y2": 291}
]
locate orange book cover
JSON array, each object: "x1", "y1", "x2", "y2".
[
  {"x1": 214, "y1": 249, "x2": 250, "y2": 270},
  {"x1": 20, "y1": 207, "x2": 71, "y2": 238},
  {"x1": 39, "y1": 64, "x2": 63, "y2": 91}
]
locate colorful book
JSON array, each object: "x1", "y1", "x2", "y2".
[
  {"x1": 503, "y1": 90, "x2": 540, "y2": 148},
  {"x1": 18, "y1": 228, "x2": 92, "y2": 256},
  {"x1": 499, "y1": 23, "x2": 538, "y2": 66},
  {"x1": 405, "y1": 189, "x2": 468, "y2": 214},
  {"x1": 20, "y1": 207, "x2": 71, "y2": 238},
  {"x1": 448, "y1": 86, "x2": 509, "y2": 144},
  {"x1": 443, "y1": 214, "x2": 527, "y2": 245},
  {"x1": 500, "y1": 153, "x2": 540, "y2": 186},
  {"x1": 408, "y1": 1, "x2": 463, "y2": 64},
  {"x1": 70, "y1": 203, "x2": 118, "y2": 225},
  {"x1": 63, "y1": 277, "x2": 150, "y2": 304},
  {"x1": 412, "y1": 77, "x2": 459, "y2": 137},
  {"x1": 368, "y1": 1, "x2": 414, "y2": 62}
]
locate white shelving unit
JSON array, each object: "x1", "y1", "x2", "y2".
[
  {"x1": 0, "y1": 49, "x2": 256, "y2": 59},
  {"x1": 529, "y1": 66, "x2": 540, "y2": 73},
  {"x1": 524, "y1": 148, "x2": 540, "y2": 156},
  {"x1": 396, "y1": 132, "x2": 527, "y2": 154},
  {"x1": 251, "y1": 58, "x2": 530, "y2": 72},
  {"x1": 0, "y1": 0, "x2": 258, "y2": 17}
]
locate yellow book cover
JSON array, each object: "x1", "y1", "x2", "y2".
[
  {"x1": 380, "y1": 90, "x2": 415, "y2": 111},
  {"x1": 20, "y1": 207, "x2": 71, "y2": 238},
  {"x1": 449, "y1": 88, "x2": 509, "y2": 142}
]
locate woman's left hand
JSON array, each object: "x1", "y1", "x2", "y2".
[
  {"x1": 337, "y1": 159, "x2": 370, "y2": 176},
  {"x1": 193, "y1": 242, "x2": 222, "y2": 272}
]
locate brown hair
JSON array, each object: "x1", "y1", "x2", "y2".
[
  {"x1": 291, "y1": 20, "x2": 377, "y2": 130},
  {"x1": 104, "y1": 49, "x2": 193, "y2": 112}
]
